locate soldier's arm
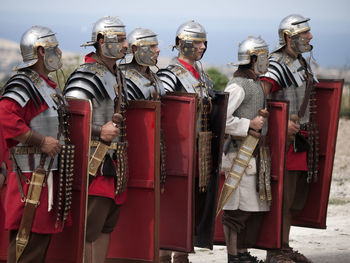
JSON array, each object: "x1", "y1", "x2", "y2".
[
  {"x1": 64, "y1": 88, "x2": 121, "y2": 142},
  {"x1": 224, "y1": 82, "x2": 250, "y2": 137},
  {"x1": 13, "y1": 130, "x2": 61, "y2": 158}
]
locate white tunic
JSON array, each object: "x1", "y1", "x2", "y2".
[{"x1": 221, "y1": 81, "x2": 269, "y2": 212}]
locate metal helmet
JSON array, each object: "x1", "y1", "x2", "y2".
[
  {"x1": 234, "y1": 36, "x2": 269, "y2": 75},
  {"x1": 175, "y1": 20, "x2": 207, "y2": 60},
  {"x1": 16, "y1": 25, "x2": 62, "y2": 71},
  {"x1": 127, "y1": 28, "x2": 159, "y2": 66},
  {"x1": 82, "y1": 16, "x2": 126, "y2": 59},
  {"x1": 275, "y1": 14, "x2": 312, "y2": 53}
]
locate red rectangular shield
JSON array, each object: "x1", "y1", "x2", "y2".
[
  {"x1": 159, "y1": 94, "x2": 197, "y2": 252},
  {"x1": 0, "y1": 98, "x2": 92, "y2": 263},
  {"x1": 214, "y1": 100, "x2": 289, "y2": 249},
  {"x1": 292, "y1": 79, "x2": 343, "y2": 228},
  {"x1": 255, "y1": 100, "x2": 289, "y2": 249},
  {"x1": 106, "y1": 100, "x2": 161, "y2": 262},
  {"x1": 46, "y1": 98, "x2": 92, "y2": 262}
]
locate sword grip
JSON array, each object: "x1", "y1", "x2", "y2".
[
  {"x1": 112, "y1": 113, "x2": 123, "y2": 126},
  {"x1": 258, "y1": 108, "x2": 269, "y2": 118}
]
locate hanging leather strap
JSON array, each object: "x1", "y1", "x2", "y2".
[{"x1": 298, "y1": 71, "x2": 314, "y2": 118}]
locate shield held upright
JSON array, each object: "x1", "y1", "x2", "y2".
[
  {"x1": 46, "y1": 98, "x2": 92, "y2": 262},
  {"x1": 106, "y1": 100, "x2": 161, "y2": 262},
  {"x1": 292, "y1": 79, "x2": 343, "y2": 228},
  {"x1": 159, "y1": 93, "x2": 198, "y2": 252}
]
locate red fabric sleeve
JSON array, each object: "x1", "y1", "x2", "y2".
[
  {"x1": 0, "y1": 98, "x2": 47, "y2": 148},
  {"x1": 260, "y1": 77, "x2": 282, "y2": 93}
]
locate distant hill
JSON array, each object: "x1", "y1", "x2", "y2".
[{"x1": 1, "y1": 38, "x2": 349, "y2": 84}]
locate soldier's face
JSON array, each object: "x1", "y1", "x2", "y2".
[
  {"x1": 118, "y1": 35, "x2": 128, "y2": 55},
  {"x1": 150, "y1": 44, "x2": 160, "y2": 61},
  {"x1": 299, "y1": 30, "x2": 313, "y2": 45},
  {"x1": 193, "y1": 40, "x2": 206, "y2": 60}
]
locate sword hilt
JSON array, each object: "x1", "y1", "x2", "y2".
[{"x1": 258, "y1": 108, "x2": 269, "y2": 118}]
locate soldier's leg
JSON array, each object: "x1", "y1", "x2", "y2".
[
  {"x1": 159, "y1": 250, "x2": 172, "y2": 263},
  {"x1": 282, "y1": 172, "x2": 312, "y2": 263},
  {"x1": 266, "y1": 171, "x2": 298, "y2": 263},
  {"x1": 222, "y1": 210, "x2": 251, "y2": 262},
  {"x1": 282, "y1": 170, "x2": 299, "y2": 248},
  {"x1": 7, "y1": 230, "x2": 51, "y2": 263},
  {"x1": 85, "y1": 196, "x2": 120, "y2": 263},
  {"x1": 237, "y1": 212, "x2": 264, "y2": 263},
  {"x1": 173, "y1": 251, "x2": 189, "y2": 263}
]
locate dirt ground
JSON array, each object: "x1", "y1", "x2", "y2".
[{"x1": 189, "y1": 118, "x2": 350, "y2": 263}]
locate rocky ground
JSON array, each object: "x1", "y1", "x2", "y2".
[{"x1": 189, "y1": 118, "x2": 350, "y2": 263}]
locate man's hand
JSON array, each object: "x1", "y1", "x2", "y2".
[
  {"x1": 250, "y1": 115, "x2": 265, "y2": 131},
  {"x1": 100, "y1": 121, "x2": 120, "y2": 142},
  {"x1": 41, "y1": 136, "x2": 61, "y2": 158},
  {"x1": 288, "y1": 120, "x2": 300, "y2": 136}
]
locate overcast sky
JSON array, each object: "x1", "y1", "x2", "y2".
[{"x1": 1, "y1": 0, "x2": 349, "y2": 67}]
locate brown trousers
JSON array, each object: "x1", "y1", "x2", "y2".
[
  {"x1": 86, "y1": 195, "x2": 121, "y2": 242},
  {"x1": 282, "y1": 170, "x2": 309, "y2": 248},
  {"x1": 222, "y1": 209, "x2": 264, "y2": 249},
  {"x1": 7, "y1": 230, "x2": 51, "y2": 263}
]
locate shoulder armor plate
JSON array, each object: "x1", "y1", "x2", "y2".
[
  {"x1": 1, "y1": 69, "x2": 57, "y2": 108},
  {"x1": 64, "y1": 63, "x2": 119, "y2": 104}
]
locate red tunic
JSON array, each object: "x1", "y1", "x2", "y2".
[
  {"x1": 0, "y1": 73, "x2": 68, "y2": 233},
  {"x1": 260, "y1": 76, "x2": 307, "y2": 171},
  {"x1": 178, "y1": 58, "x2": 199, "y2": 80},
  {"x1": 84, "y1": 53, "x2": 127, "y2": 205}
]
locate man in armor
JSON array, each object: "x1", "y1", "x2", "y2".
[
  {"x1": 260, "y1": 14, "x2": 316, "y2": 263},
  {"x1": 157, "y1": 20, "x2": 214, "y2": 263},
  {"x1": 0, "y1": 25, "x2": 71, "y2": 263},
  {"x1": 64, "y1": 16, "x2": 128, "y2": 263},
  {"x1": 124, "y1": 27, "x2": 166, "y2": 100},
  {"x1": 123, "y1": 27, "x2": 167, "y2": 191},
  {"x1": 219, "y1": 36, "x2": 270, "y2": 263}
]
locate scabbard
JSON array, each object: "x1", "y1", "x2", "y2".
[
  {"x1": 88, "y1": 141, "x2": 110, "y2": 176},
  {"x1": 16, "y1": 165, "x2": 46, "y2": 262},
  {"x1": 216, "y1": 134, "x2": 259, "y2": 217}
]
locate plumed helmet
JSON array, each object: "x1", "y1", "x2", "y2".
[
  {"x1": 275, "y1": 14, "x2": 311, "y2": 52},
  {"x1": 16, "y1": 25, "x2": 58, "y2": 70},
  {"x1": 82, "y1": 16, "x2": 126, "y2": 47}
]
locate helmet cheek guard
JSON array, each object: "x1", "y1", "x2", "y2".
[
  {"x1": 290, "y1": 34, "x2": 313, "y2": 54},
  {"x1": 101, "y1": 35, "x2": 124, "y2": 59},
  {"x1": 43, "y1": 46, "x2": 62, "y2": 72}
]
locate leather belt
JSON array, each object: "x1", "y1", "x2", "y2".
[{"x1": 12, "y1": 146, "x2": 42, "y2": 155}]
